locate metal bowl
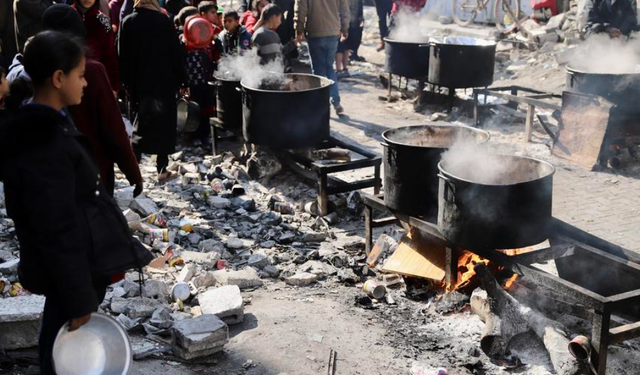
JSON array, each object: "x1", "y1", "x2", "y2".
[{"x1": 53, "y1": 312, "x2": 132, "y2": 375}]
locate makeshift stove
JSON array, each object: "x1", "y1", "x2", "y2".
[
  {"x1": 362, "y1": 193, "x2": 640, "y2": 375},
  {"x1": 278, "y1": 137, "x2": 381, "y2": 217}
]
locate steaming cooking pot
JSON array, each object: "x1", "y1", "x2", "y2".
[
  {"x1": 429, "y1": 37, "x2": 496, "y2": 88},
  {"x1": 241, "y1": 73, "x2": 333, "y2": 149},
  {"x1": 381, "y1": 124, "x2": 490, "y2": 219},
  {"x1": 437, "y1": 155, "x2": 555, "y2": 250},
  {"x1": 384, "y1": 38, "x2": 431, "y2": 79},
  {"x1": 566, "y1": 65, "x2": 640, "y2": 113}
]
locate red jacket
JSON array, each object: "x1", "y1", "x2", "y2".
[
  {"x1": 392, "y1": 0, "x2": 427, "y2": 13},
  {"x1": 241, "y1": 10, "x2": 259, "y2": 34},
  {"x1": 74, "y1": 2, "x2": 121, "y2": 92},
  {"x1": 68, "y1": 59, "x2": 142, "y2": 190}
]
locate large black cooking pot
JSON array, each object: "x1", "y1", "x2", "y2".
[
  {"x1": 384, "y1": 38, "x2": 431, "y2": 79},
  {"x1": 241, "y1": 73, "x2": 332, "y2": 149},
  {"x1": 429, "y1": 37, "x2": 496, "y2": 88},
  {"x1": 566, "y1": 65, "x2": 640, "y2": 113},
  {"x1": 212, "y1": 77, "x2": 243, "y2": 130},
  {"x1": 381, "y1": 125, "x2": 490, "y2": 219},
  {"x1": 437, "y1": 155, "x2": 555, "y2": 250}
]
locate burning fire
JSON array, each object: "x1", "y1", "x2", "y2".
[
  {"x1": 504, "y1": 274, "x2": 519, "y2": 289},
  {"x1": 448, "y1": 251, "x2": 490, "y2": 292}
]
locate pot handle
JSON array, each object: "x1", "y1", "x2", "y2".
[
  {"x1": 438, "y1": 173, "x2": 456, "y2": 204},
  {"x1": 380, "y1": 141, "x2": 389, "y2": 148}
]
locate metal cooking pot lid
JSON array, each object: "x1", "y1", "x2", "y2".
[{"x1": 432, "y1": 36, "x2": 496, "y2": 46}]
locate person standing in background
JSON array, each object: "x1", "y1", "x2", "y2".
[
  {"x1": 13, "y1": 0, "x2": 51, "y2": 53},
  {"x1": 73, "y1": 0, "x2": 121, "y2": 94},
  {"x1": 374, "y1": 0, "x2": 391, "y2": 51},
  {"x1": 219, "y1": 10, "x2": 252, "y2": 55},
  {"x1": 119, "y1": 0, "x2": 187, "y2": 182},
  {"x1": 0, "y1": 0, "x2": 19, "y2": 69},
  {"x1": 295, "y1": 0, "x2": 350, "y2": 115},
  {"x1": 242, "y1": 0, "x2": 270, "y2": 33},
  {"x1": 109, "y1": 0, "x2": 125, "y2": 32},
  {"x1": 335, "y1": 0, "x2": 363, "y2": 77}
]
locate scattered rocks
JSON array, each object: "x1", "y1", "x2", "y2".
[
  {"x1": 284, "y1": 272, "x2": 319, "y2": 286},
  {"x1": 171, "y1": 314, "x2": 229, "y2": 360},
  {"x1": 0, "y1": 295, "x2": 45, "y2": 350},
  {"x1": 199, "y1": 285, "x2": 244, "y2": 325},
  {"x1": 213, "y1": 267, "x2": 263, "y2": 289}
]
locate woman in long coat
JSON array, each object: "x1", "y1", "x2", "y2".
[{"x1": 118, "y1": 0, "x2": 187, "y2": 181}]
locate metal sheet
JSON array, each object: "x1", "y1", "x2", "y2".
[{"x1": 554, "y1": 92, "x2": 613, "y2": 170}]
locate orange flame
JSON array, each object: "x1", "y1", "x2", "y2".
[
  {"x1": 504, "y1": 274, "x2": 519, "y2": 289},
  {"x1": 447, "y1": 251, "x2": 489, "y2": 292}
]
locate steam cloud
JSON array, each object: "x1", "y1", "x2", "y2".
[
  {"x1": 570, "y1": 33, "x2": 640, "y2": 74},
  {"x1": 388, "y1": 8, "x2": 433, "y2": 43},
  {"x1": 216, "y1": 48, "x2": 287, "y2": 88}
]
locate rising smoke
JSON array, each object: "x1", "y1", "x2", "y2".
[
  {"x1": 570, "y1": 33, "x2": 640, "y2": 74},
  {"x1": 216, "y1": 48, "x2": 287, "y2": 88}
]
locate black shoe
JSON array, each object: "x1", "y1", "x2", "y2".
[{"x1": 351, "y1": 54, "x2": 366, "y2": 62}]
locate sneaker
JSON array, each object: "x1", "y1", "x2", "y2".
[
  {"x1": 334, "y1": 104, "x2": 345, "y2": 115},
  {"x1": 337, "y1": 70, "x2": 350, "y2": 79},
  {"x1": 351, "y1": 54, "x2": 366, "y2": 62}
]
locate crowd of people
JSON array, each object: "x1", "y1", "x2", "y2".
[{"x1": 0, "y1": 0, "x2": 430, "y2": 374}]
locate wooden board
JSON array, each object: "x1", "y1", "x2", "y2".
[
  {"x1": 382, "y1": 228, "x2": 446, "y2": 281},
  {"x1": 553, "y1": 91, "x2": 612, "y2": 170}
]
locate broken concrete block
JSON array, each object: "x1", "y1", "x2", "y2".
[
  {"x1": 0, "y1": 295, "x2": 45, "y2": 349},
  {"x1": 263, "y1": 265, "x2": 280, "y2": 278},
  {"x1": 212, "y1": 267, "x2": 263, "y2": 289},
  {"x1": 130, "y1": 196, "x2": 159, "y2": 217},
  {"x1": 181, "y1": 251, "x2": 220, "y2": 269},
  {"x1": 192, "y1": 271, "x2": 216, "y2": 289},
  {"x1": 284, "y1": 272, "x2": 319, "y2": 286},
  {"x1": 208, "y1": 196, "x2": 230, "y2": 209},
  {"x1": 199, "y1": 239, "x2": 223, "y2": 253},
  {"x1": 226, "y1": 236, "x2": 245, "y2": 249},
  {"x1": 114, "y1": 187, "x2": 135, "y2": 209},
  {"x1": 177, "y1": 264, "x2": 197, "y2": 283},
  {"x1": 299, "y1": 260, "x2": 337, "y2": 279},
  {"x1": 301, "y1": 231, "x2": 327, "y2": 243},
  {"x1": 0, "y1": 258, "x2": 19, "y2": 275},
  {"x1": 111, "y1": 297, "x2": 166, "y2": 319},
  {"x1": 545, "y1": 12, "x2": 567, "y2": 31},
  {"x1": 143, "y1": 279, "x2": 169, "y2": 300},
  {"x1": 123, "y1": 209, "x2": 141, "y2": 223},
  {"x1": 171, "y1": 314, "x2": 228, "y2": 359},
  {"x1": 247, "y1": 251, "x2": 269, "y2": 269},
  {"x1": 199, "y1": 285, "x2": 244, "y2": 325}
]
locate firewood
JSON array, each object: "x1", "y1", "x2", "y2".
[{"x1": 471, "y1": 264, "x2": 584, "y2": 375}]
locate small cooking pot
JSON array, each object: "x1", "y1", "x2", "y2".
[
  {"x1": 384, "y1": 38, "x2": 431, "y2": 79},
  {"x1": 177, "y1": 97, "x2": 201, "y2": 133}
]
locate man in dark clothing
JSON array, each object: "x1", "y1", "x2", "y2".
[
  {"x1": 0, "y1": 0, "x2": 19, "y2": 69},
  {"x1": 584, "y1": 0, "x2": 639, "y2": 37},
  {"x1": 74, "y1": 0, "x2": 121, "y2": 93},
  {"x1": 13, "y1": 0, "x2": 52, "y2": 53}
]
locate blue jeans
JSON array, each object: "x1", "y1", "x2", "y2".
[{"x1": 307, "y1": 36, "x2": 340, "y2": 106}]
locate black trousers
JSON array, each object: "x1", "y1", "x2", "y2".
[
  {"x1": 374, "y1": 0, "x2": 393, "y2": 39},
  {"x1": 39, "y1": 281, "x2": 108, "y2": 375},
  {"x1": 133, "y1": 145, "x2": 169, "y2": 174}
]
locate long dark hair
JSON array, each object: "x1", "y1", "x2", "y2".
[{"x1": 5, "y1": 31, "x2": 85, "y2": 110}]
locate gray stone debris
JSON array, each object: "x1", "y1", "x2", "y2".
[
  {"x1": 171, "y1": 314, "x2": 229, "y2": 360},
  {"x1": 208, "y1": 196, "x2": 231, "y2": 209},
  {"x1": 247, "y1": 251, "x2": 269, "y2": 269},
  {"x1": 199, "y1": 285, "x2": 244, "y2": 325},
  {"x1": 181, "y1": 251, "x2": 221, "y2": 269},
  {"x1": 284, "y1": 272, "x2": 319, "y2": 286},
  {"x1": 130, "y1": 196, "x2": 159, "y2": 217},
  {"x1": 0, "y1": 295, "x2": 45, "y2": 349},
  {"x1": 0, "y1": 258, "x2": 19, "y2": 275},
  {"x1": 177, "y1": 264, "x2": 197, "y2": 283},
  {"x1": 213, "y1": 267, "x2": 263, "y2": 289},
  {"x1": 111, "y1": 297, "x2": 167, "y2": 319},
  {"x1": 192, "y1": 271, "x2": 217, "y2": 289}
]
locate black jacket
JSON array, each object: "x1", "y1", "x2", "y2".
[
  {"x1": 0, "y1": 104, "x2": 152, "y2": 319},
  {"x1": 118, "y1": 8, "x2": 187, "y2": 155},
  {"x1": 585, "y1": 0, "x2": 639, "y2": 36}
]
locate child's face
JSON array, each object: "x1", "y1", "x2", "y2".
[
  {"x1": 224, "y1": 16, "x2": 239, "y2": 32},
  {"x1": 0, "y1": 73, "x2": 9, "y2": 100},
  {"x1": 202, "y1": 9, "x2": 218, "y2": 24},
  {"x1": 257, "y1": 0, "x2": 268, "y2": 14}
]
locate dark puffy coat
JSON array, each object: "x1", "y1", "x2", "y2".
[
  {"x1": 0, "y1": 0, "x2": 18, "y2": 68},
  {"x1": 118, "y1": 8, "x2": 187, "y2": 155},
  {"x1": 14, "y1": 0, "x2": 51, "y2": 52},
  {"x1": 584, "y1": 0, "x2": 640, "y2": 36},
  {"x1": 0, "y1": 104, "x2": 152, "y2": 319}
]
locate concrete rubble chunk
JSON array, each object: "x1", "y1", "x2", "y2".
[
  {"x1": 130, "y1": 196, "x2": 159, "y2": 217},
  {"x1": 301, "y1": 231, "x2": 327, "y2": 243},
  {"x1": 247, "y1": 251, "x2": 269, "y2": 269},
  {"x1": 0, "y1": 295, "x2": 45, "y2": 349},
  {"x1": 143, "y1": 279, "x2": 169, "y2": 300},
  {"x1": 114, "y1": 187, "x2": 135, "y2": 209},
  {"x1": 177, "y1": 264, "x2": 197, "y2": 283},
  {"x1": 226, "y1": 236, "x2": 245, "y2": 249},
  {"x1": 208, "y1": 196, "x2": 230, "y2": 209},
  {"x1": 299, "y1": 260, "x2": 337, "y2": 278},
  {"x1": 212, "y1": 267, "x2": 263, "y2": 289},
  {"x1": 192, "y1": 271, "x2": 217, "y2": 288},
  {"x1": 110, "y1": 297, "x2": 167, "y2": 319},
  {"x1": 181, "y1": 251, "x2": 220, "y2": 268},
  {"x1": 284, "y1": 272, "x2": 319, "y2": 286},
  {"x1": 263, "y1": 265, "x2": 281, "y2": 278},
  {"x1": 0, "y1": 258, "x2": 20, "y2": 275},
  {"x1": 171, "y1": 314, "x2": 229, "y2": 360},
  {"x1": 199, "y1": 285, "x2": 244, "y2": 325},
  {"x1": 199, "y1": 239, "x2": 223, "y2": 253}
]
